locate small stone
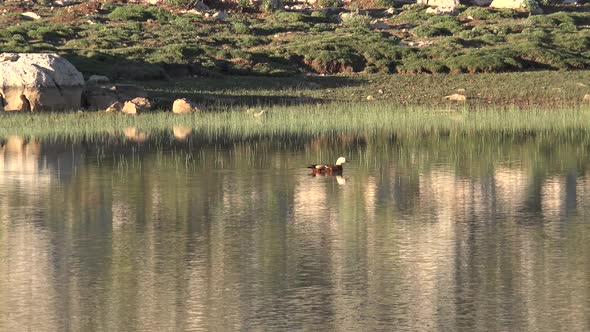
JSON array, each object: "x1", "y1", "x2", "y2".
[
  {"x1": 86, "y1": 75, "x2": 110, "y2": 85},
  {"x1": 193, "y1": 1, "x2": 209, "y2": 11},
  {"x1": 372, "y1": 21, "x2": 390, "y2": 30},
  {"x1": 0, "y1": 53, "x2": 19, "y2": 62},
  {"x1": 583, "y1": 94, "x2": 590, "y2": 102},
  {"x1": 21, "y1": 12, "x2": 41, "y2": 20},
  {"x1": 212, "y1": 11, "x2": 229, "y2": 20},
  {"x1": 445, "y1": 93, "x2": 467, "y2": 101},
  {"x1": 130, "y1": 97, "x2": 151, "y2": 109},
  {"x1": 105, "y1": 102, "x2": 121, "y2": 112},
  {"x1": 378, "y1": 89, "x2": 384, "y2": 94},
  {"x1": 366, "y1": 95, "x2": 375, "y2": 101},
  {"x1": 253, "y1": 110, "x2": 266, "y2": 117},
  {"x1": 576, "y1": 83, "x2": 587, "y2": 87}
]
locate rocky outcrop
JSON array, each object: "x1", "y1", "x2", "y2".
[
  {"x1": 83, "y1": 84, "x2": 147, "y2": 111},
  {"x1": 172, "y1": 98, "x2": 203, "y2": 114},
  {"x1": 1, "y1": 53, "x2": 84, "y2": 112}
]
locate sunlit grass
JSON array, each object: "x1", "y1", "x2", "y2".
[{"x1": 2, "y1": 103, "x2": 590, "y2": 140}]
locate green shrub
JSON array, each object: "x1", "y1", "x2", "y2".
[
  {"x1": 232, "y1": 21, "x2": 251, "y2": 34},
  {"x1": 480, "y1": 33, "x2": 506, "y2": 43},
  {"x1": 315, "y1": 0, "x2": 343, "y2": 7},
  {"x1": 260, "y1": 0, "x2": 283, "y2": 12},
  {"x1": 171, "y1": 14, "x2": 202, "y2": 30},
  {"x1": 340, "y1": 12, "x2": 371, "y2": 31},
  {"x1": 459, "y1": 7, "x2": 495, "y2": 21},
  {"x1": 271, "y1": 11, "x2": 306, "y2": 23},
  {"x1": 398, "y1": 58, "x2": 447, "y2": 74},
  {"x1": 446, "y1": 49, "x2": 522, "y2": 73},
  {"x1": 310, "y1": 23, "x2": 335, "y2": 32},
  {"x1": 552, "y1": 33, "x2": 590, "y2": 52},
  {"x1": 413, "y1": 16, "x2": 463, "y2": 37},
  {"x1": 395, "y1": 4, "x2": 430, "y2": 22}
]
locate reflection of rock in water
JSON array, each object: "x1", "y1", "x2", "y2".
[
  {"x1": 494, "y1": 167, "x2": 527, "y2": 213},
  {"x1": 173, "y1": 126, "x2": 192, "y2": 141},
  {"x1": 293, "y1": 177, "x2": 328, "y2": 221},
  {"x1": 124, "y1": 127, "x2": 149, "y2": 143},
  {"x1": 541, "y1": 177, "x2": 564, "y2": 220},
  {"x1": 0, "y1": 136, "x2": 50, "y2": 188},
  {"x1": 0, "y1": 223, "x2": 58, "y2": 331}
]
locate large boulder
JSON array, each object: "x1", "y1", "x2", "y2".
[
  {"x1": 172, "y1": 98, "x2": 203, "y2": 114},
  {"x1": 0, "y1": 53, "x2": 84, "y2": 112}
]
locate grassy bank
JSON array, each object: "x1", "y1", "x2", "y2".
[
  {"x1": 2, "y1": 103, "x2": 590, "y2": 140},
  {"x1": 143, "y1": 70, "x2": 590, "y2": 108},
  {"x1": 2, "y1": 2, "x2": 590, "y2": 79}
]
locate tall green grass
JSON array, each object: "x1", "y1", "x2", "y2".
[{"x1": 2, "y1": 103, "x2": 590, "y2": 140}]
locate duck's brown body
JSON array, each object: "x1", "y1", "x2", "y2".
[
  {"x1": 307, "y1": 157, "x2": 347, "y2": 176},
  {"x1": 307, "y1": 164, "x2": 343, "y2": 175}
]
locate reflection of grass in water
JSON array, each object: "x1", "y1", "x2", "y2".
[{"x1": 2, "y1": 103, "x2": 590, "y2": 140}]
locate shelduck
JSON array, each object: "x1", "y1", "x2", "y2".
[{"x1": 307, "y1": 157, "x2": 347, "y2": 175}]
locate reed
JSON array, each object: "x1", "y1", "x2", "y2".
[{"x1": 2, "y1": 103, "x2": 590, "y2": 141}]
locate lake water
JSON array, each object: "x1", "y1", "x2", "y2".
[{"x1": 0, "y1": 131, "x2": 589, "y2": 331}]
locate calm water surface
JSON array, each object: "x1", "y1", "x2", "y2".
[{"x1": 0, "y1": 131, "x2": 589, "y2": 331}]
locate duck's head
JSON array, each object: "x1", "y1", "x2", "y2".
[{"x1": 335, "y1": 157, "x2": 347, "y2": 166}]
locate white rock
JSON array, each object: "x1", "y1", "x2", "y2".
[
  {"x1": 445, "y1": 93, "x2": 467, "y2": 101},
  {"x1": 372, "y1": 21, "x2": 391, "y2": 30},
  {"x1": 53, "y1": 0, "x2": 73, "y2": 6},
  {"x1": 212, "y1": 11, "x2": 229, "y2": 20},
  {"x1": 490, "y1": 0, "x2": 529, "y2": 9},
  {"x1": 426, "y1": 6, "x2": 458, "y2": 15},
  {"x1": 21, "y1": 12, "x2": 41, "y2": 20},
  {"x1": 105, "y1": 102, "x2": 122, "y2": 112},
  {"x1": 418, "y1": 0, "x2": 460, "y2": 7}
]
